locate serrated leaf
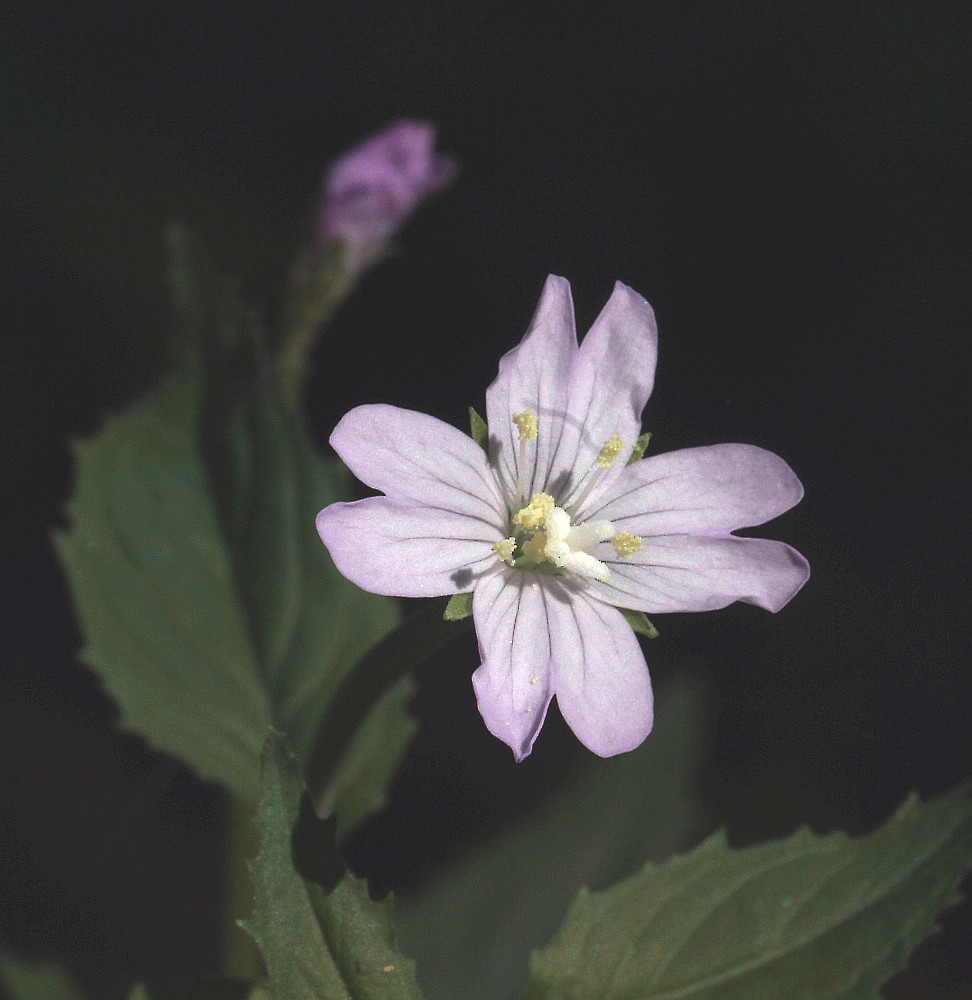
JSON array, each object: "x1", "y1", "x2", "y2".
[
  {"x1": 399, "y1": 669, "x2": 710, "y2": 1000},
  {"x1": 54, "y1": 371, "x2": 268, "y2": 796},
  {"x1": 0, "y1": 954, "x2": 86, "y2": 1000},
  {"x1": 525, "y1": 783, "x2": 972, "y2": 1000},
  {"x1": 241, "y1": 732, "x2": 424, "y2": 1000},
  {"x1": 54, "y1": 229, "x2": 408, "y2": 829}
]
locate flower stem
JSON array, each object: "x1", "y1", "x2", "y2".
[
  {"x1": 220, "y1": 793, "x2": 260, "y2": 978},
  {"x1": 303, "y1": 597, "x2": 473, "y2": 812}
]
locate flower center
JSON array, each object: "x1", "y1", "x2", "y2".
[
  {"x1": 492, "y1": 411, "x2": 644, "y2": 577},
  {"x1": 493, "y1": 491, "x2": 643, "y2": 581}
]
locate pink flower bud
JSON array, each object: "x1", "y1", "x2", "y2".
[{"x1": 316, "y1": 119, "x2": 458, "y2": 276}]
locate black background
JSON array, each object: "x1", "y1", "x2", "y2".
[{"x1": 2, "y1": 2, "x2": 970, "y2": 996}]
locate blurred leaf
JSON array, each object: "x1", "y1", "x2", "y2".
[
  {"x1": 399, "y1": 668, "x2": 711, "y2": 1000},
  {"x1": 54, "y1": 229, "x2": 408, "y2": 830},
  {"x1": 525, "y1": 783, "x2": 972, "y2": 1000},
  {"x1": 241, "y1": 732, "x2": 424, "y2": 1000},
  {"x1": 0, "y1": 954, "x2": 86, "y2": 1000}
]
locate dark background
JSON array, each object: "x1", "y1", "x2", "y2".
[{"x1": 2, "y1": 1, "x2": 970, "y2": 996}]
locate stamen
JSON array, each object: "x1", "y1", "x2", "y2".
[
  {"x1": 512, "y1": 410, "x2": 538, "y2": 504},
  {"x1": 513, "y1": 493, "x2": 554, "y2": 531},
  {"x1": 512, "y1": 410, "x2": 538, "y2": 440},
  {"x1": 612, "y1": 531, "x2": 643, "y2": 559},
  {"x1": 493, "y1": 537, "x2": 516, "y2": 565},
  {"x1": 565, "y1": 432, "x2": 625, "y2": 515},
  {"x1": 597, "y1": 433, "x2": 623, "y2": 468},
  {"x1": 521, "y1": 532, "x2": 548, "y2": 564}
]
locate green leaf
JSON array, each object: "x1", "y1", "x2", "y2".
[
  {"x1": 54, "y1": 229, "x2": 407, "y2": 829},
  {"x1": 619, "y1": 607, "x2": 659, "y2": 639},
  {"x1": 626, "y1": 431, "x2": 651, "y2": 465},
  {"x1": 0, "y1": 954, "x2": 86, "y2": 1000},
  {"x1": 468, "y1": 407, "x2": 489, "y2": 452},
  {"x1": 399, "y1": 669, "x2": 711, "y2": 1000},
  {"x1": 241, "y1": 732, "x2": 424, "y2": 1000},
  {"x1": 525, "y1": 783, "x2": 972, "y2": 1000},
  {"x1": 54, "y1": 370, "x2": 268, "y2": 797},
  {"x1": 443, "y1": 592, "x2": 474, "y2": 622}
]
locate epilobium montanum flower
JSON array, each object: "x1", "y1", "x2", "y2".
[
  {"x1": 315, "y1": 119, "x2": 458, "y2": 278},
  {"x1": 317, "y1": 277, "x2": 809, "y2": 760}
]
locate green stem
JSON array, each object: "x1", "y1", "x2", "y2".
[
  {"x1": 304, "y1": 597, "x2": 473, "y2": 810},
  {"x1": 221, "y1": 793, "x2": 261, "y2": 978}
]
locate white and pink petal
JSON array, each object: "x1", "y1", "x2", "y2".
[
  {"x1": 485, "y1": 275, "x2": 576, "y2": 501},
  {"x1": 316, "y1": 497, "x2": 499, "y2": 598},
  {"x1": 585, "y1": 443, "x2": 804, "y2": 534},
  {"x1": 542, "y1": 582, "x2": 654, "y2": 757},
  {"x1": 552, "y1": 282, "x2": 658, "y2": 503},
  {"x1": 587, "y1": 534, "x2": 810, "y2": 614},
  {"x1": 471, "y1": 567, "x2": 555, "y2": 761},
  {"x1": 330, "y1": 404, "x2": 505, "y2": 526}
]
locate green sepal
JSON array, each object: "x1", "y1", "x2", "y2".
[
  {"x1": 444, "y1": 591, "x2": 475, "y2": 621},
  {"x1": 619, "y1": 607, "x2": 659, "y2": 639},
  {"x1": 468, "y1": 407, "x2": 489, "y2": 452},
  {"x1": 626, "y1": 431, "x2": 652, "y2": 465}
]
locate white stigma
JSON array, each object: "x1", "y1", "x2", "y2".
[{"x1": 541, "y1": 505, "x2": 614, "y2": 582}]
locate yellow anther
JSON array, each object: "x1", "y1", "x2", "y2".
[
  {"x1": 512, "y1": 410, "x2": 538, "y2": 441},
  {"x1": 521, "y1": 531, "x2": 549, "y2": 564},
  {"x1": 612, "y1": 530, "x2": 643, "y2": 559},
  {"x1": 597, "y1": 433, "x2": 624, "y2": 468},
  {"x1": 513, "y1": 492, "x2": 554, "y2": 531},
  {"x1": 493, "y1": 537, "x2": 516, "y2": 565}
]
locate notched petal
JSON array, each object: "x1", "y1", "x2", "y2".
[
  {"x1": 471, "y1": 568, "x2": 554, "y2": 760},
  {"x1": 485, "y1": 275, "x2": 577, "y2": 500},
  {"x1": 544, "y1": 584, "x2": 654, "y2": 757}
]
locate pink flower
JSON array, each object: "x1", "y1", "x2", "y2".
[
  {"x1": 316, "y1": 119, "x2": 458, "y2": 276},
  {"x1": 317, "y1": 277, "x2": 809, "y2": 760}
]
